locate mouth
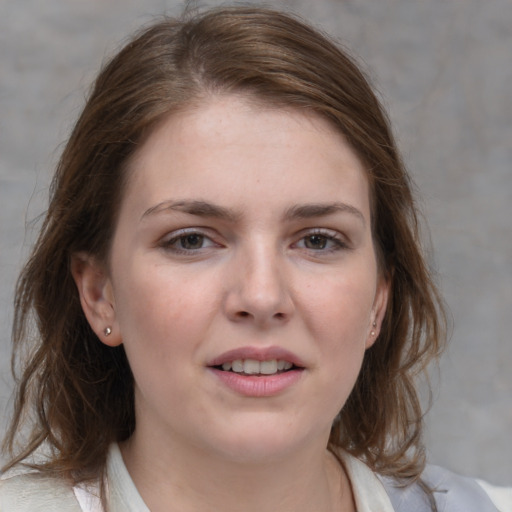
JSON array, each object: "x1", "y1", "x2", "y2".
[
  {"x1": 212, "y1": 358, "x2": 298, "y2": 376},
  {"x1": 207, "y1": 346, "x2": 305, "y2": 377},
  {"x1": 207, "y1": 347, "x2": 305, "y2": 397}
]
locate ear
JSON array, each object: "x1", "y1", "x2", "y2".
[
  {"x1": 365, "y1": 276, "x2": 390, "y2": 349},
  {"x1": 71, "y1": 252, "x2": 122, "y2": 347}
]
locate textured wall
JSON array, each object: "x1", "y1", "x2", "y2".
[{"x1": 1, "y1": 0, "x2": 510, "y2": 485}]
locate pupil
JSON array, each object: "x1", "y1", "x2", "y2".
[
  {"x1": 181, "y1": 234, "x2": 203, "y2": 249},
  {"x1": 305, "y1": 235, "x2": 327, "y2": 250}
]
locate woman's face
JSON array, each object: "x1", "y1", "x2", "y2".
[{"x1": 85, "y1": 96, "x2": 388, "y2": 462}]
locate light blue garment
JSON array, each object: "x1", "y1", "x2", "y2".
[{"x1": 381, "y1": 464, "x2": 500, "y2": 511}]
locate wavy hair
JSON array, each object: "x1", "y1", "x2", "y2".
[{"x1": 3, "y1": 5, "x2": 446, "y2": 495}]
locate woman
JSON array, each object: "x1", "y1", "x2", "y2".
[{"x1": 1, "y1": 6, "x2": 510, "y2": 512}]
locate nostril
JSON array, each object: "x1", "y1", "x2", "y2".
[{"x1": 235, "y1": 311, "x2": 287, "y2": 320}]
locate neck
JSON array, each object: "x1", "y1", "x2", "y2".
[{"x1": 120, "y1": 432, "x2": 355, "y2": 512}]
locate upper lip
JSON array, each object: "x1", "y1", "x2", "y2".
[{"x1": 207, "y1": 346, "x2": 305, "y2": 368}]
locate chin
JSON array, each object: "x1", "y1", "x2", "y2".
[{"x1": 202, "y1": 417, "x2": 328, "y2": 465}]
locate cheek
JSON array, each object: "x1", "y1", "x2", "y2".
[
  {"x1": 301, "y1": 266, "x2": 376, "y2": 408},
  {"x1": 113, "y1": 278, "x2": 204, "y2": 409},
  {"x1": 115, "y1": 256, "x2": 210, "y2": 323},
  {"x1": 303, "y1": 271, "x2": 376, "y2": 347},
  {"x1": 112, "y1": 261, "x2": 218, "y2": 367}
]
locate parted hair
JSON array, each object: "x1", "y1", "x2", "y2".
[{"x1": 3, "y1": 5, "x2": 446, "y2": 489}]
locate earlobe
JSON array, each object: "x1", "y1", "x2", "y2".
[
  {"x1": 365, "y1": 277, "x2": 390, "y2": 349},
  {"x1": 71, "y1": 252, "x2": 122, "y2": 347}
]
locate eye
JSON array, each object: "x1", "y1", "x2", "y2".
[
  {"x1": 294, "y1": 230, "x2": 347, "y2": 252},
  {"x1": 303, "y1": 234, "x2": 330, "y2": 250},
  {"x1": 160, "y1": 230, "x2": 218, "y2": 253},
  {"x1": 176, "y1": 233, "x2": 207, "y2": 250}
]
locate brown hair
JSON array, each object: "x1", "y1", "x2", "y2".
[{"x1": 3, "y1": 4, "x2": 445, "y2": 492}]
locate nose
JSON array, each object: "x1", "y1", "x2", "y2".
[{"x1": 223, "y1": 241, "x2": 294, "y2": 327}]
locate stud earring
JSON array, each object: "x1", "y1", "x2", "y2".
[
  {"x1": 104, "y1": 327, "x2": 112, "y2": 336},
  {"x1": 370, "y1": 320, "x2": 377, "y2": 337}
]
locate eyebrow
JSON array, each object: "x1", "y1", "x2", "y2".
[
  {"x1": 141, "y1": 200, "x2": 241, "y2": 222},
  {"x1": 284, "y1": 202, "x2": 366, "y2": 226},
  {"x1": 141, "y1": 199, "x2": 365, "y2": 225}
]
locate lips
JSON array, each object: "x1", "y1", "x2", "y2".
[{"x1": 207, "y1": 346, "x2": 305, "y2": 397}]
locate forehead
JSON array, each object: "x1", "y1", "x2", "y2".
[{"x1": 122, "y1": 95, "x2": 371, "y2": 221}]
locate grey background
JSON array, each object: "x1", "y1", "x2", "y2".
[{"x1": 1, "y1": 0, "x2": 511, "y2": 485}]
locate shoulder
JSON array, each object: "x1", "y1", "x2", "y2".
[
  {"x1": 0, "y1": 469, "x2": 82, "y2": 511},
  {"x1": 475, "y1": 478, "x2": 512, "y2": 512},
  {"x1": 380, "y1": 464, "x2": 512, "y2": 512}
]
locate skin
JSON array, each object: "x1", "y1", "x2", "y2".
[{"x1": 73, "y1": 95, "x2": 388, "y2": 512}]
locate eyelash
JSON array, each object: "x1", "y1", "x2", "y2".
[
  {"x1": 159, "y1": 228, "x2": 348, "y2": 255},
  {"x1": 293, "y1": 229, "x2": 348, "y2": 253},
  {"x1": 159, "y1": 229, "x2": 219, "y2": 255}
]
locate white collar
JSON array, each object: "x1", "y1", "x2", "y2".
[{"x1": 338, "y1": 450, "x2": 396, "y2": 512}]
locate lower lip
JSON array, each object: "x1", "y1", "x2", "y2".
[{"x1": 209, "y1": 368, "x2": 304, "y2": 397}]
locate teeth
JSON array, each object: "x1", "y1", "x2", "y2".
[
  {"x1": 232, "y1": 360, "x2": 244, "y2": 373},
  {"x1": 260, "y1": 360, "x2": 278, "y2": 375},
  {"x1": 220, "y1": 359, "x2": 294, "y2": 375},
  {"x1": 244, "y1": 359, "x2": 260, "y2": 375}
]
